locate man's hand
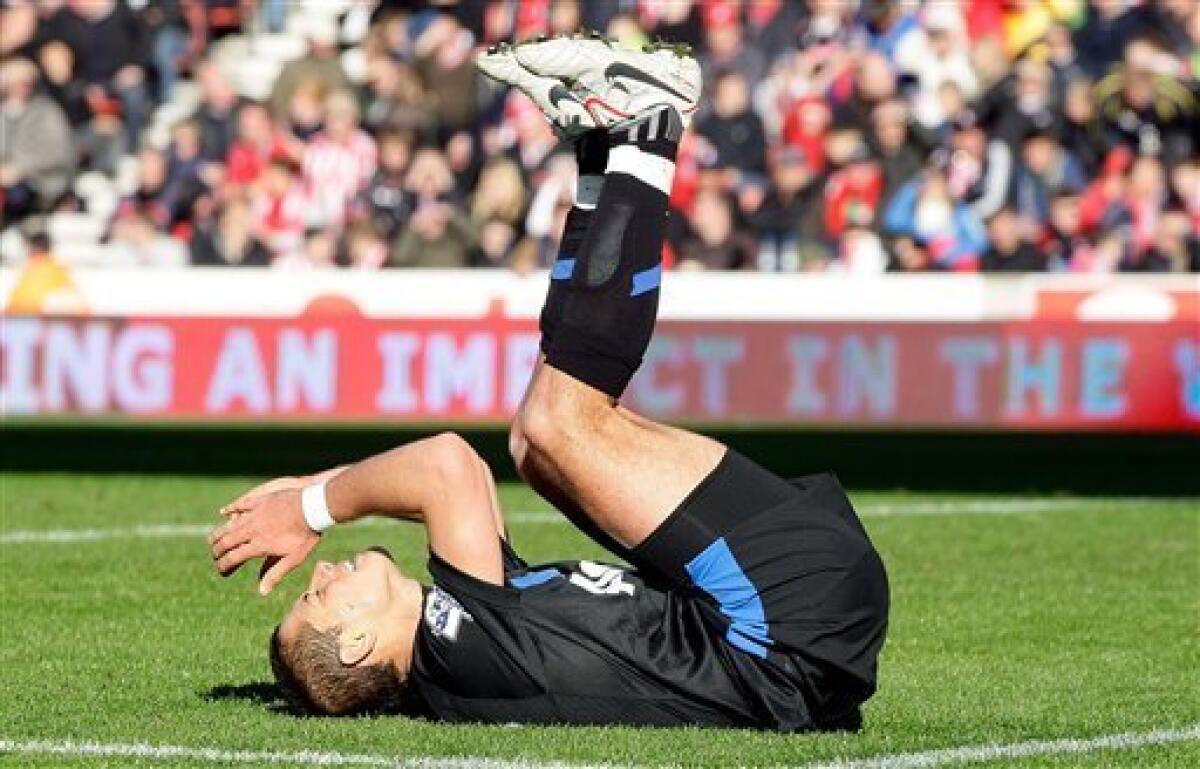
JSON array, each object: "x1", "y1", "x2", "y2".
[
  {"x1": 209, "y1": 489, "x2": 320, "y2": 595},
  {"x1": 219, "y1": 475, "x2": 306, "y2": 517}
]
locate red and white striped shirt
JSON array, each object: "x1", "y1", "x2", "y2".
[{"x1": 302, "y1": 130, "x2": 377, "y2": 227}]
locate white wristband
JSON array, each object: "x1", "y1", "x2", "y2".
[{"x1": 301, "y1": 482, "x2": 336, "y2": 534}]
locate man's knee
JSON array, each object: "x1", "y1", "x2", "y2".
[{"x1": 515, "y1": 382, "x2": 582, "y2": 458}]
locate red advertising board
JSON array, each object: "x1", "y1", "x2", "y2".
[{"x1": 2, "y1": 315, "x2": 1197, "y2": 431}]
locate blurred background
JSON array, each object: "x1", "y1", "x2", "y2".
[
  {"x1": 1, "y1": 0, "x2": 1198, "y2": 273},
  {"x1": 0, "y1": 0, "x2": 1196, "y2": 491}
]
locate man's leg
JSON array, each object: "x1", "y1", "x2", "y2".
[{"x1": 514, "y1": 105, "x2": 728, "y2": 550}]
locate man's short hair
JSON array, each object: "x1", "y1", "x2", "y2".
[{"x1": 269, "y1": 624, "x2": 404, "y2": 716}]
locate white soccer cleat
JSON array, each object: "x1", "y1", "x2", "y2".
[
  {"x1": 475, "y1": 43, "x2": 598, "y2": 138},
  {"x1": 513, "y1": 34, "x2": 701, "y2": 128}
]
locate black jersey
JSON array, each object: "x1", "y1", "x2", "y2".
[
  {"x1": 409, "y1": 460, "x2": 888, "y2": 732},
  {"x1": 409, "y1": 550, "x2": 770, "y2": 728}
]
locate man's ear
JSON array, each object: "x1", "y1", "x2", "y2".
[{"x1": 337, "y1": 626, "x2": 377, "y2": 667}]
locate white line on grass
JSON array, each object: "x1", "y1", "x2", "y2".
[
  {"x1": 1, "y1": 725, "x2": 1197, "y2": 768},
  {"x1": 1, "y1": 498, "x2": 1195, "y2": 544},
  {"x1": 805, "y1": 724, "x2": 1200, "y2": 768},
  {"x1": 0, "y1": 738, "x2": 610, "y2": 769}
]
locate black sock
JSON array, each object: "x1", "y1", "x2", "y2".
[
  {"x1": 539, "y1": 130, "x2": 609, "y2": 352},
  {"x1": 546, "y1": 105, "x2": 683, "y2": 398}
]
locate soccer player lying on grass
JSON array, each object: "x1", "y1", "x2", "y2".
[{"x1": 208, "y1": 36, "x2": 889, "y2": 732}]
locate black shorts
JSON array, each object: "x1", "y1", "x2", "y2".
[{"x1": 632, "y1": 450, "x2": 890, "y2": 729}]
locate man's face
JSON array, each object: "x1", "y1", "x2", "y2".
[{"x1": 278, "y1": 549, "x2": 407, "y2": 659}]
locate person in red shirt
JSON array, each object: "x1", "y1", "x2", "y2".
[
  {"x1": 225, "y1": 102, "x2": 293, "y2": 187},
  {"x1": 823, "y1": 140, "x2": 883, "y2": 239}
]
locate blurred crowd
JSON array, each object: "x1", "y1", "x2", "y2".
[{"x1": 1, "y1": 0, "x2": 1197, "y2": 274}]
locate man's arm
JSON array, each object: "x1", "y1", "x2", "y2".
[{"x1": 209, "y1": 433, "x2": 503, "y2": 594}]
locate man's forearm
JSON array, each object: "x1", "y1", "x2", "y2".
[
  {"x1": 318, "y1": 433, "x2": 506, "y2": 583},
  {"x1": 321, "y1": 438, "x2": 444, "y2": 526}
]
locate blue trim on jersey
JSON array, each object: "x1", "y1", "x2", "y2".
[
  {"x1": 551, "y1": 258, "x2": 576, "y2": 280},
  {"x1": 630, "y1": 264, "x2": 662, "y2": 296},
  {"x1": 508, "y1": 568, "x2": 561, "y2": 590},
  {"x1": 684, "y1": 538, "x2": 771, "y2": 659}
]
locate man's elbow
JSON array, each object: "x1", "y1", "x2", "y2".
[{"x1": 423, "y1": 432, "x2": 484, "y2": 493}]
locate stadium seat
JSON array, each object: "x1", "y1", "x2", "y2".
[
  {"x1": 248, "y1": 33, "x2": 306, "y2": 63},
  {"x1": 231, "y1": 58, "x2": 283, "y2": 101},
  {"x1": 73, "y1": 173, "x2": 119, "y2": 223},
  {"x1": 0, "y1": 226, "x2": 29, "y2": 264},
  {"x1": 47, "y1": 213, "x2": 104, "y2": 247}
]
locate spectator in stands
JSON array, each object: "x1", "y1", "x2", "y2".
[
  {"x1": 744, "y1": 0, "x2": 807, "y2": 64},
  {"x1": 678, "y1": 187, "x2": 756, "y2": 271},
  {"x1": 469, "y1": 157, "x2": 528, "y2": 268},
  {"x1": 44, "y1": 0, "x2": 149, "y2": 154},
  {"x1": 1145, "y1": 209, "x2": 1197, "y2": 273},
  {"x1": 362, "y1": 55, "x2": 431, "y2": 136},
  {"x1": 822, "y1": 134, "x2": 884, "y2": 242},
  {"x1": 0, "y1": 57, "x2": 73, "y2": 221},
  {"x1": 2, "y1": 0, "x2": 1193, "y2": 275},
  {"x1": 192, "y1": 61, "x2": 242, "y2": 163},
  {"x1": 699, "y1": 1, "x2": 766, "y2": 90},
  {"x1": 1060, "y1": 77, "x2": 1109, "y2": 174},
  {"x1": 1047, "y1": 191, "x2": 1087, "y2": 268},
  {"x1": 523, "y1": 153, "x2": 575, "y2": 269},
  {"x1": 505, "y1": 93, "x2": 559, "y2": 182},
  {"x1": 5, "y1": 230, "x2": 85, "y2": 315},
  {"x1": 870, "y1": 100, "x2": 932, "y2": 207},
  {"x1": 1000, "y1": 0, "x2": 1076, "y2": 61},
  {"x1": 302, "y1": 90, "x2": 377, "y2": 228},
  {"x1": 1123, "y1": 155, "x2": 1170, "y2": 260},
  {"x1": 390, "y1": 148, "x2": 475, "y2": 268},
  {"x1": 160, "y1": 119, "x2": 215, "y2": 229},
  {"x1": 697, "y1": 69, "x2": 768, "y2": 177},
  {"x1": 946, "y1": 115, "x2": 1015, "y2": 222},
  {"x1": 862, "y1": 0, "x2": 921, "y2": 60},
  {"x1": 1169, "y1": 159, "x2": 1200, "y2": 232},
  {"x1": 832, "y1": 53, "x2": 897, "y2": 135},
  {"x1": 976, "y1": 58, "x2": 1060, "y2": 150},
  {"x1": 747, "y1": 145, "x2": 827, "y2": 271},
  {"x1": 275, "y1": 226, "x2": 338, "y2": 270},
  {"x1": 113, "y1": 147, "x2": 171, "y2": 230},
  {"x1": 1073, "y1": 0, "x2": 1148, "y2": 77},
  {"x1": 190, "y1": 197, "x2": 270, "y2": 267},
  {"x1": 1079, "y1": 147, "x2": 1135, "y2": 235},
  {"x1": 344, "y1": 219, "x2": 388, "y2": 270},
  {"x1": 38, "y1": 40, "x2": 123, "y2": 177},
  {"x1": 251, "y1": 155, "x2": 306, "y2": 258},
  {"x1": 1011, "y1": 127, "x2": 1087, "y2": 232},
  {"x1": 412, "y1": 13, "x2": 480, "y2": 139},
  {"x1": 268, "y1": 15, "x2": 351, "y2": 123},
  {"x1": 0, "y1": 1, "x2": 38, "y2": 58},
  {"x1": 894, "y1": 3, "x2": 978, "y2": 129},
  {"x1": 981, "y1": 207, "x2": 1048, "y2": 272},
  {"x1": 225, "y1": 102, "x2": 289, "y2": 187},
  {"x1": 108, "y1": 211, "x2": 187, "y2": 267},
  {"x1": 547, "y1": 0, "x2": 585, "y2": 37},
  {"x1": 1094, "y1": 38, "x2": 1197, "y2": 164},
  {"x1": 281, "y1": 79, "x2": 328, "y2": 144},
  {"x1": 358, "y1": 130, "x2": 415, "y2": 242},
  {"x1": 884, "y1": 164, "x2": 989, "y2": 271},
  {"x1": 144, "y1": 0, "x2": 205, "y2": 103}
]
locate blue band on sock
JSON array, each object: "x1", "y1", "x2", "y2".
[
  {"x1": 551, "y1": 258, "x2": 576, "y2": 280},
  {"x1": 630, "y1": 264, "x2": 662, "y2": 297}
]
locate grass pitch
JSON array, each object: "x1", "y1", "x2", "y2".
[{"x1": 0, "y1": 472, "x2": 1196, "y2": 768}]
